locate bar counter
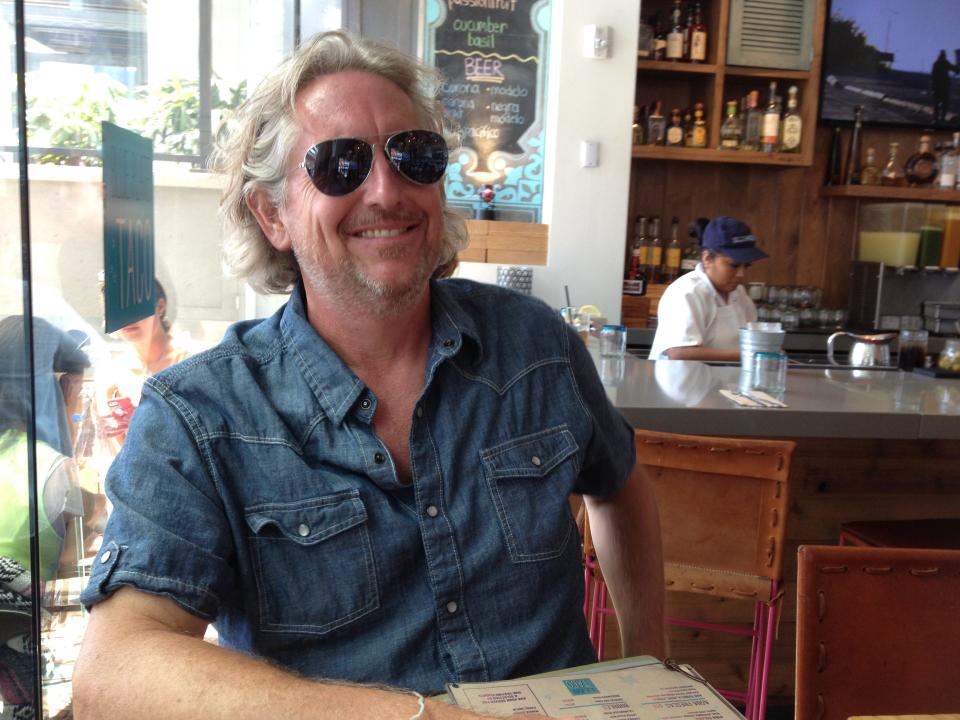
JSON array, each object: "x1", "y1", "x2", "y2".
[
  {"x1": 589, "y1": 343, "x2": 960, "y2": 701},
  {"x1": 593, "y1": 350, "x2": 960, "y2": 440}
]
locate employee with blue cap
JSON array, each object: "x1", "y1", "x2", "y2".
[{"x1": 649, "y1": 216, "x2": 768, "y2": 361}]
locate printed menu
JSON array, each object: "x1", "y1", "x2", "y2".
[{"x1": 446, "y1": 657, "x2": 744, "y2": 720}]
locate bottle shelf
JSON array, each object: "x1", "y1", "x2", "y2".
[
  {"x1": 724, "y1": 66, "x2": 813, "y2": 81},
  {"x1": 636, "y1": 59, "x2": 720, "y2": 75},
  {"x1": 632, "y1": 144, "x2": 811, "y2": 166},
  {"x1": 821, "y1": 185, "x2": 960, "y2": 203}
]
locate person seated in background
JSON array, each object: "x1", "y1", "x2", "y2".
[
  {"x1": 649, "y1": 216, "x2": 769, "y2": 362},
  {"x1": 0, "y1": 316, "x2": 86, "y2": 717},
  {"x1": 97, "y1": 278, "x2": 192, "y2": 450},
  {"x1": 73, "y1": 30, "x2": 665, "y2": 720}
]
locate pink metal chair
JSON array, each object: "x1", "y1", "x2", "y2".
[{"x1": 583, "y1": 429, "x2": 795, "y2": 720}]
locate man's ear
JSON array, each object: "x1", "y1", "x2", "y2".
[{"x1": 246, "y1": 189, "x2": 290, "y2": 252}]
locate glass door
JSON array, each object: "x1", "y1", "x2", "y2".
[{"x1": 1, "y1": 1, "x2": 354, "y2": 715}]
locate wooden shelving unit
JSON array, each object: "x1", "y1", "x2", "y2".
[
  {"x1": 632, "y1": 144, "x2": 809, "y2": 165},
  {"x1": 821, "y1": 185, "x2": 960, "y2": 204},
  {"x1": 637, "y1": 59, "x2": 720, "y2": 75},
  {"x1": 633, "y1": 0, "x2": 827, "y2": 168}
]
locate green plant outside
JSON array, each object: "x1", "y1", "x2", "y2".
[{"x1": 26, "y1": 69, "x2": 246, "y2": 165}]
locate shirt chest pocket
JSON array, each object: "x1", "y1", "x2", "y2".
[
  {"x1": 244, "y1": 490, "x2": 379, "y2": 635},
  {"x1": 480, "y1": 425, "x2": 580, "y2": 563}
]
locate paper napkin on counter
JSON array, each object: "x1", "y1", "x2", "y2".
[{"x1": 719, "y1": 389, "x2": 788, "y2": 408}]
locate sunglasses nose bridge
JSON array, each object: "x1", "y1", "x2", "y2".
[{"x1": 359, "y1": 141, "x2": 408, "y2": 197}]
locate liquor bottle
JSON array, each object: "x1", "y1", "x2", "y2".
[
  {"x1": 683, "y1": 107, "x2": 695, "y2": 147},
  {"x1": 880, "y1": 141, "x2": 906, "y2": 187},
  {"x1": 904, "y1": 135, "x2": 939, "y2": 186},
  {"x1": 652, "y1": 15, "x2": 667, "y2": 60},
  {"x1": 647, "y1": 216, "x2": 663, "y2": 284},
  {"x1": 860, "y1": 146, "x2": 880, "y2": 185},
  {"x1": 780, "y1": 85, "x2": 802, "y2": 153},
  {"x1": 665, "y1": 107, "x2": 685, "y2": 146},
  {"x1": 637, "y1": 16, "x2": 654, "y2": 59},
  {"x1": 682, "y1": 2, "x2": 694, "y2": 60},
  {"x1": 630, "y1": 215, "x2": 649, "y2": 278},
  {"x1": 680, "y1": 242, "x2": 700, "y2": 275},
  {"x1": 825, "y1": 125, "x2": 844, "y2": 185},
  {"x1": 625, "y1": 217, "x2": 647, "y2": 296},
  {"x1": 843, "y1": 105, "x2": 863, "y2": 184},
  {"x1": 631, "y1": 105, "x2": 644, "y2": 146},
  {"x1": 663, "y1": 217, "x2": 683, "y2": 282},
  {"x1": 742, "y1": 90, "x2": 762, "y2": 151},
  {"x1": 689, "y1": 1, "x2": 708, "y2": 63},
  {"x1": 720, "y1": 100, "x2": 741, "y2": 149},
  {"x1": 760, "y1": 81, "x2": 781, "y2": 153},
  {"x1": 666, "y1": 0, "x2": 684, "y2": 62},
  {"x1": 689, "y1": 103, "x2": 707, "y2": 147},
  {"x1": 646, "y1": 101, "x2": 666, "y2": 145},
  {"x1": 939, "y1": 132, "x2": 959, "y2": 190}
]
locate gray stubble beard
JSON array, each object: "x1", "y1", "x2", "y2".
[{"x1": 294, "y1": 239, "x2": 439, "y2": 317}]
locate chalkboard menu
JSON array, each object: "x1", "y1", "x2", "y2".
[{"x1": 426, "y1": 0, "x2": 550, "y2": 222}]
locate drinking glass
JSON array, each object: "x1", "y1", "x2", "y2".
[
  {"x1": 897, "y1": 329, "x2": 929, "y2": 371},
  {"x1": 753, "y1": 352, "x2": 788, "y2": 395}
]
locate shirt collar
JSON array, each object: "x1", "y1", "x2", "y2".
[
  {"x1": 277, "y1": 280, "x2": 484, "y2": 427},
  {"x1": 278, "y1": 284, "x2": 364, "y2": 427},
  {"x1": 429, "y1": 279, "x2": 484, "y2": 363},
  {"x1": 693, "y1": 262, "x2": 729, "y2": 306}
]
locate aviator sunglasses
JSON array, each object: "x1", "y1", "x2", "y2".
[{"x1": 298, "y1": 129, "x2": 449, "y2": 197}]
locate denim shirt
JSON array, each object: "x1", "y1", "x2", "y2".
[{"x1": 81, "y1": 278, "x2": 636, "y2": 694}]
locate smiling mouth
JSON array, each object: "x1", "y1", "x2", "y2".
[{"x1": 355, "y1": 227, "x2": 413, "y2": 239}]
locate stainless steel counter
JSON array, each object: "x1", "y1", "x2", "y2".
[{"x1": 592, "y1": 344, "x2": 960, "y2": 439}]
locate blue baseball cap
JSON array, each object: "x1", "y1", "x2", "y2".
[{"x1": 702, "y1": 217, "x2": 769, "y2": 264}]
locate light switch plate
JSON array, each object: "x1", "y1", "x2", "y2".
[
  {"x1": 583, "y1": 24, "x2": 611, "y2": 59},
  {"x1": 579, "y1": 141, "x2": 600, "y2": 168}
]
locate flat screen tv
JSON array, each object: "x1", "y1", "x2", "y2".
[{"x1": 819, "y1": 0, "x2": 960, "y2": 129}]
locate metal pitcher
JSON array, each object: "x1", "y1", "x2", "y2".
[{"x1": 826, "y1": 331, "x2": 897, "y2": 367}]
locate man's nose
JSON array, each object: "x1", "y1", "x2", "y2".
[{"x1": 362, "y1": 150, "x2": 404, "y2": 205}]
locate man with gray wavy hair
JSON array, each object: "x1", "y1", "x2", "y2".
[{"x1": 74, "y1": 30, "x2": 664, "y2": 720}]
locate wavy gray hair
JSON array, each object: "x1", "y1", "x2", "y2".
[{"x1": 211, "y1": 31, "x2": 468, "y2": 294}]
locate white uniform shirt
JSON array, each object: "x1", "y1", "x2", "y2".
[{"x1": 648, "y1": 263, "x2": 758, "y2": 359}]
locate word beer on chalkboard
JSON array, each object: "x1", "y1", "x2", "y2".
[{"x1": 428, "y1": 0, "x2": 548, "y2": 222}]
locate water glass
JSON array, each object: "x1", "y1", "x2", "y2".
[
  {"x1": 752, "y1": 352, "x2": 788, "y2": 395},
  {"x1": 599, "y1": 324, "x2": 627, "y2": 357},
  {"x1": 897, "y1": 329, "x2": 929, "y2": 371}
]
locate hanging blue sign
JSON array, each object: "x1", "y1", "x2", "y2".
[{"x1": 102, "y1": 121, "x2": 155, "y2": 333}]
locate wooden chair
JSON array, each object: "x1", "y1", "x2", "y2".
[
  {"x1": 584, "y1": 429, "x2": 795, "y2": 720},
  {"x1": 795, "y1": 545, "x2": 960, "y2": 720},
  {"x1": 838, "y1": 518, "x2": 960, "y2": 549}
]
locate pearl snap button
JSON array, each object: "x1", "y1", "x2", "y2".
[
  {"x1": 416, "y1": 406, "x2": 423, "y2": 419},
  {"x1": 100, "y1": 550, "x2": 111, "y2": 564},
  {"x1": 298, "y1": 524, "x2": 310, "y2": 537},
  {"x1": 531, "y1": 455, "x2": 542, "y2": 466},
  {"x1": 374, "y1": 452, "x2": 386, "y2": 464},
  {"x1": 446, "y1": 601, "x2": 458, "y2": 614},
  {"x1": 443, "y1": 339, "x2": 454, "y2": 348},
  {"x1": 426, "y1": 505, "x2": 439, "y2": 518},
  {"x1": 360, "y1": 398, "x2": 372, "y2": 410}
]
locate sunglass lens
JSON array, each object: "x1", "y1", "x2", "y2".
[
  {"x1": 386, "y1": 130, "x2": 448, "y2": 185},
  {"x1": 304, "y1": 138, "x2": 373, "y2": 196}
]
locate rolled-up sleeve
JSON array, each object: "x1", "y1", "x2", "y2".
[
  {"x1": 80, "y1": 383, "x2": 235, "y2": 621},
  {"x1": 652, "y1": 285, "x2": 710, "y2": 357}
]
